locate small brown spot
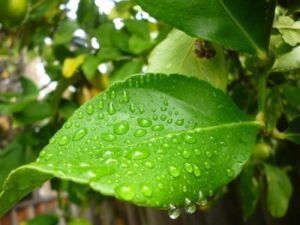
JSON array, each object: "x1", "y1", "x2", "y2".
[{"x1": 194, "y1": 40, "x2": 216, "y2": 59}]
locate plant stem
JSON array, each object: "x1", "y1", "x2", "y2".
[{"x1": 258, "y1": 72, "x2": 267, "y2": 114}]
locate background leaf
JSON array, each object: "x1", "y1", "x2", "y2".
[
  {"x1": 136, "y1": 0, "x2": 275, "y2": 57},
  {"x1": 0, "y1": 74, "x2": 259, "y2": 216},
  {"x1": 147, "y1": 29, "x2": 227, "y2": 90}
]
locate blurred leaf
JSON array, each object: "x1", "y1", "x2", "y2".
[
  {"x1": 274, "y1": 16, "x2": 300, "y2": 47},
  {"x1": 0, "y1": 74, "x2": 259, "y2": 215},
  {"x1": 29, "y1": 0, "x2": 59, "y2": 20},
  {"x1": 283, "y1": 81, "x2": 300, "y2": 108},
  {"x1": 287, "y1": 0, "x2": 300, "y2": 12},
  {"x1": 63, "y1": 55, "x2": 86, "y2": 78},
  {"x1": 264, "y1": 164, "x2": 292, "y2": 218},
  {"x1": 67, "y1": 218, "x2": 92, "y2": 225},
  {"x1": 283, "y1": 116, "x2": 300, "y2": 144},
  {"x1": 148, "y1": 29, "x2": 227, "y2": 90},
  {"x1": 136, "y1": 0, "x2": 275, "y2": 57},
  {"x1": 125, "y1": 19, "x2": 150, "y2": 41},
  {"x1": 59, "y1": 99, "x2": 79, "y2": 119},
  {"x1": 21, "y1": 77, "x2": 39, "y2": 96},
  {"x1": 77, "y1": 0, "x2": 100, "y2": 32},
  {"x1": 95, "y1": 22, "x2": 116, "y2": 47},
  {"x1": 109, "y1": 1, "x2": 134, "y2": 19},
  {"x1": 24, "y1": 214, "x2": 59, "y2": 225},
  {"x1": 54, "y1": 21, "x2": 78, "y2": 45},
  {"x1": 128, "y1": 34, "x2": 153, "y2": 54},
  {"x1": 97, "y1": 47, "x2": 122, "y2": 62},
  {"x1": 110, "y1": 58, "x2": 144, "y2": 84},
  {"x1": 272, "y1": 45, "x2": 300, "y2": 72},
  {"x1": 239, "y1": 164, "x2": 263, "y2": 220},
  {"x1": 82, "y1": 56, "x2": 101, "y2": 81}
]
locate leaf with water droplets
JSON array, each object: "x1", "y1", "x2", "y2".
[{"x1": 0, "y1": 74, "x2": 259, "y2": 216}]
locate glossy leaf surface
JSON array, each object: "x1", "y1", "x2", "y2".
[
  {"x1": 0, "y1": 74, "x2": 259, "y2": 216},
  {"x1": 136, "y1": 0, "x2": 275, "y2": 57},
  {"x1": 147, "y1": 29, "x2": 227, "y2": 90}
]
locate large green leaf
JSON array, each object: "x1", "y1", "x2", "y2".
[
  {"x1": 264, "y1": 164, "x2": 292, "y2": 218},
  {"x1": 136, "y1": 0, "x2": 275, "y2": 58},
  {"x1": 0, "y1": 74, "x2": 259, "y2": 216},
  {"x1": 147, "y1": 29, "x2": 227, "y2": 90}
]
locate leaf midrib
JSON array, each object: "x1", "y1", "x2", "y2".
[{"x1": 217, "y1": 0, "x2": 263, "y2": 55}]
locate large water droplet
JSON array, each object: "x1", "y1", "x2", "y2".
[
  {"x1": 137, "y1": 118, "x2": 152, "y2": 127},
  {"x1": 122, "y1": 90, "x2": 129, "y2": 103},
  {"x1": 193, "y1": 165, "x2": 201, "y2": 177},
  {"x1": 175, "y1": 119, "x2": 184, "y2": 126},
  {"x1": 115, "y1": 184, "x2": 135, "y2": 201},
  {"x1": 73, "y1": 128, "x2": 88, "y2": 141},
  {"x1": 168, "y1": 205, "x2": 181, "y2": 219},
  {"x1": 151, "y1": 124, "x2": 164, "y2": 131},
  {"x1": 101, "y1": 133, "x2": 116, "y2": 142},
  {"x1": 141, "y1": 185, "x2": 152, "y2": 197},
  {"x1": 59, "y1": 136, "x2": 69, "y2": 146},
  {"x1": 184, "y1": 163, "x2": 193, "y2": 173},
  {"x1": 127, "y1": 148, "x2": 150, "y2": 160},
  {"x1": 185, "y1": 204, "x2": 197, "y2": 214},
  {"x1": 113, "y1": 121, "x2": 129, "y2": 135},
  {"x1": 182, "y1": 133, "x2": 197, "y2": 144},
  {"x1": 107, "y1": 102, "x2": 116, "y2": 115},
  {"x1": 168, "y1": 166, "x2": 181, "y2": 178},
  {"x1": 86, "y1": 104, "x2": 95, "y2": 115},
  {"x1": 134, "y1": 129, "x2": 147, "y2": 137}
]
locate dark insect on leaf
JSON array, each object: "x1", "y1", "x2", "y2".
[{"x1": 194, "y1": 40, "x2": 216, "y2": 59}]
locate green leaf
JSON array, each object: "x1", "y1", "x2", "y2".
[
  {"x1": 82, "y1": 56, "x2": 101, "y2": 81},
  {"x1": 272, "y1": 45, "x2": 300, "y2": 72},
  {"x1": 239, "y1": 164, "x2": 263, "y2": 220},
  {"x1": 274, "y1": 16, "x2": 300, "y2": 47},
  {"x1": 136, "y1": 0, "x2": 275, "y2": 57},
  {"x1": 25, "y1": 214, "x2": 59, "y2": 225},
  {"x1": 77, "y1": 0, "x2": 100, "y2": 32},
  {"x1": 264, "y1": 164, "x2": 292, "y2": 218},
  {"x1": 53, "y1": 21, "x2": 78, "y2": 45},
  {"x1": 0, "y1": 74, "x2": 259, "y2": 216},
  {"x1": 283, "y1": 116, "x2": 300, "y2": 144},
  {"x1": 147, "y1": 29, "x2": 227, "y2": 90}
]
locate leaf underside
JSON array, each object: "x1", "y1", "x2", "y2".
[
  {"x1": 137, "y1": 0, "x2": 275, "y2": 57},
  {"x1": 0, "y1": 74, "x2": 259, "y2": 216}
]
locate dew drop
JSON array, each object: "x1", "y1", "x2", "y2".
[
  {"x1": 122, "y1": 90, "x2": 129, "y2": 103},
  {"x1": 151, "y1": 124, "x2": 164, "y2": 131},
  {"x1": 204, "y1": 161, "x2": 211, "y2": 169},
  {"x1": 141, "y1": 185, "x2": 152, "y2": 197},
  {"x1": 73, "y1": 128, "x2": 88, "y2": 141},
  {"x1": 194, "y1": 149, "x2": 201, "y2": 156},
  {"x1": 193, "y1": 165, "x2": 201, "y2": 177},
  {"x1": 129, "y1": 103, "x2": 136, "y2": 113},
  {"x1": 205, "y1": 151, "x2": 213, "y2": 158},
  {"x1": 167, "y1": 119, "x2": 173, "y2": 124},
  {"x1": 153, "y1": 114, "x2": 158, "y2": 120},
  {"x1": 107, "y1": 102, "x2": 116, "y2": 115},
  {"x1": 113, "y1": 121, "x2": 129, "y2": 135},
  {"x1": 134, "y1": 129, "x2": 147, "y2": 137},
  {"x1": 86, "y1": 104, "x2": 95, "y2": 115},
  {"x1": 184, "y1": 163, "x2": 193, "y2": 173},
  {"x1": 185, "y1": 204, "x2": 197, "y2": 214},
  {"x1": 182, "y1": 133, "x2": 197, "y2": 144},
  {"x1": 59, "y1": 136, "x2": 69, "y2": 146},
  {"x1": 160, "y1": 115, "x2": 167, "y2": 121},
  {"x1": 110, "y1": 90, "x2": 116, "y2": 99},
  {"x1": 127, "y1": 149, "x2": 150, "y2": 160},
  {"x1": 64, "y1": 121, "x2": 72, "y2": 128},
  {"x1": 98, "y1": 100, "x2": 104, "y2": 109},
  {"x1": 226, "y1": 168, "x2": 234, "y2": 177},
  {"x1": 97, "y1": 112, "x2": 105, "y2": 120},
  {"x1": 168, "y1": 166, "x2": 181, "y2": 178},
  {"x1": 137, "y1": 118, "x2": 152, "y2": 127},
  {"x1": 163, "y1": 99, "x2": 168, "y2": 106},
  {"x1": 161, "y1": 106, "x2": 167, "y2": 111},
  {"x1": 101, "y1": 133, "x2": 116, "y2": 142},
  {"x1": 168, "y1": 205, "x2": 181, "y2": 219},
  {"x1": 115, "y1": 185, "x2": 135, "y2": 201},
  {"x1": 176, "y1": 119, "x2": 184, "y2": 126},
  {"x1": 182, "y1": 150, "x2": 191, "y2": 159},
  {"x1": 78, "y1": 112, "x2": 84, "y2": 119},
  {"x1": 144, "y1": 161, "x2": 154, "y2": 168}
]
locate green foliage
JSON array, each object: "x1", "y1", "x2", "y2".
[{"x1": 0, "y1": 0, "x2": 299, "y2": 223}]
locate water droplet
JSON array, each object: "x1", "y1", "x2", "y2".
[
  {"x1": 98, "y1": 100, "x2": 104, "y2": 109},
  {"x1": 184, "y1": 163, "x2": 193, "y2": 173},
  {"x1": 226, "y1": 168, "x2": 234, "y2": 177},
  {"x1": 110, "y1": 90, "x2": 116, "y2": 99},
  {"x1": 163, "y1": 99, "x2": 168, "y2": 106},
  {"x1": 127, "y1": 149, "x2": 150, "y2": 160},
  {"x1": 59, "y1": 136, "x2": 69, "y2": 146},
  {"x1": 176, "y1": 119, "x2": 184, "y2": 126},
  {"x1": 141, "y1": 185, "x2": 152, "y2": 197},
  {"x1": 168, "y1": 205, "x2": 181, "y2": 219},
  {"x1": 134, "y1": 129, "x2": 147, "y2": 137},
  {"x1": 86, "y1": 104, "x2": 95, "y2": 115},
  {"x1": 160, "y1": 115, "x2": 167, "y2": 121},
  {"x1": 107, "y1": 102, "x2": 116, "y2": 115},
  {"x1": 151, "y1": 124, "x2": 164, "y2": 131},
  {"x1": 182, "y1": 133, "x2": 197, "y2": 144},
  {"x1": 153, "y1": 114, "x2": 158, "y2": 120},
  {"x1": 185, "y1": 204, "x2": 197, "y2": 214},
  {"x1": 182, "y1": 150, "x2": 191, "y2": 159},
  {"x1": 97, "y1": 112, "x2": 105, "y2": 120},
  {"x1": 167, "y1": 119, "x2": 173, "y2": 124},
  {"x1": 101, "y1": 133, "x2": 116, "y2": 142},
  {"x1": 144, "y1": 161, "x2": 154, "y2": 168},
  {"x1": 205, "y1": 151, "x2": 212, "y2": 158},
  {"x1": 64, "y1": 121, "x2": 72, "y2": 128},
  {"x1": 161, "y1": 106, "x2": 167, "y2": 111},
  {"x1": 113, "y1": 121, "x2": 129, "y2": 135},
  {"x1": 193, "y1": 165, "x2": 201, "y2": 177},
  {"x1": 78, "y1": 112, "x2": 84, "y2": 119},
  {"x1": 194, "y1": 149, "x2": 201, "y2": 156},
  {"x1": 73, "y1": 128, "x2": 88, "y2": 141},
  {"x1": 168, "y1": 166, "x2": 181, "y2": 178},
  {"x1": 115, "y1": 184, "x2": 135, "y2": 201},
  {"x1": 204, "y1": 161, "x2": 211, "y2": 169},
  {"x1": 49, "y1": 137, "x2": 56, "y2": 144},
  {"x1": 122, "y1": 90, "x2": 129, "y2": 103},
  {"x1": 137, "y1": 118, "x2": 152, "y2": 127}
]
